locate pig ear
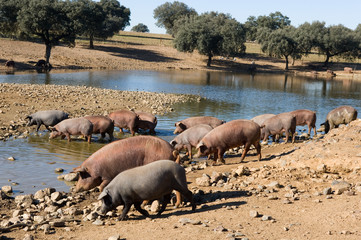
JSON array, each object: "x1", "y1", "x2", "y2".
[
  {"x1": 98, "y1": 190, "x2": 109, "y2": 200},
  {"x1": 72, "y1": 166, "x2": 87, "y2": 173},
  {"x1": 25, "y1": 115, "x2": 32, "y2": 120},
  {"x1": 179, "y1": 122, "x2": 186, "y2": 130},
  {"x1": 48, "y1": 126, "x2": 56, "y2": 132},
  {"x1": 174, "y1": 122, "x2": 179, "y2": 127},
  {"x1": 170, "y1": 140, "x2": 177, "y2": 146},
  {"x1": 196, "y1": 141, "x2": 204, "y2": 149}
]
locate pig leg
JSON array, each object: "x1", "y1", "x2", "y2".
[
  {"x1": 65, "y1": 133, "x2": 71, "y2": 142},
  {"x1": 98, "y1": 179, "x2": 111, "y2": 192},
  {"x1": 186, "y1": 145, "x2": 193, "y2": 160},
  {"x1": 108, "y1": 132, "x2": 114, "y2": 141},
  {"x1": 157, "y1": 194, "x2": 171, "y2": 216},
  {"x1": 86, "y1": 135, "x2": 92, "y2": 144},
  {"x1": 174, "y1": 191, "x2": 182, "y2": 208},
  {"x1": 173, "y1": 184, "x2": 196, "y2": 212},
  {"x1": 240, "y1": 143, "x2": 251, "y2": 162},
  {"x1": 119, "y1": 202, "x2": 132, "y2": 221},
  {"x1": 134, "y1": 202, "x2": 150, "y2": 218},
  {"x1": 61, "y1": 135, "x2": 66, "y2": 140},
  {"x1": 36, "y1": 122, "x2": 42, "y2": 132},
  {"x1": 254, "y1": 141, "x2": 262, "y2": 161},
  {"x1": 100, "y1": 132, "x2": 106, "y2": 139}
]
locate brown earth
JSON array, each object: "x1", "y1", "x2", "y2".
[{"x1": 0, "y1": 37, "x2": 361, "y2": 240}]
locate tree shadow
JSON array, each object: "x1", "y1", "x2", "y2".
[{"x1": 95, "y1": 45, "x2": 179, "y2": 63}]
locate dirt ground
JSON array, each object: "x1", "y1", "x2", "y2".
[{"x1": 0, "y1": 37, "x2": 361, "y2": 240}]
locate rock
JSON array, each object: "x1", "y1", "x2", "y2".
[
  {"x1": 249, "y1": 210, "x2": 259, "y2": 218},
  {"x1": 64, "y1": 173, "x2": 79, "y2": 182},
  {"x1": 8, "y1": 156, "x2": 15, "y2": 161},
  {"x1": 150, "y1": 200, "x2": 160, "y2": 212},
  {"x1": 196, "y1": 174, "x2": 211, "y2": 187},
  {"x1": 211, "y1": 171, "x2": 223, "y2": 183},
  {"x1": 51, "y1": 191, "x2": 62, "y2": 201},
  {"x1": 317, "y1": 164, "x2": 327, "y2": 173},
  {"x1": 261, "y1": 215, "x2": 271, "y2": 221},
  {"x1": 323, "y1": 187, "x2": 332, "y2": 195},
  {"x1": 93, "y1": 219, "x2": 104, "y2": 226},
  {"x1": 13, "y1": 210, "x2": 22, "y2": 217},
  {"x1": 50, "y1": 219, "x2": 66, "y2": 227},
  {"x1": 234, "y1": 165, "x2": 250, "y2": 176},
  {"x1": 39, "y1": 224, "x2": 51, "y2": 234},
  {"x1": 55, "y1": 168, "x2": 64, "y2": 173},
  {"x1": 331, "y1": 180, "x2": 350, "y2": 195},
  {"x1": 86, "y1": 212, "x2": 99, "y2": 221},
  {"x1": 34, "y1": 189, "x2": 46, "y2": 199},
  {"x1": 34, "y1": 215, "x2": 45, "y2": 223},
  {"x1": 214, "y1": 225, "x2": 227, "y2": 232},
  {"x1": 1, "y1": 185, "x2": 12, "y2": 193},
  {"x1": 15, "y1": 194, "x2": 34, "y2": 206},
  {"x1": 267, "y1": 181, "x2": 281, "y2": 188},
  {"x1": 23, "y1": 234, "x2": 34, "y2": 240},
  {"x1": 108, "y1": 235, "x2": 121, "y2": 240}
]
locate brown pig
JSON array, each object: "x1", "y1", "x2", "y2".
[
  {"x1": 135, "y1": 111, "x2": 157, "y2": 134},
  {"x1": 288, "y1": 109, "x2": 317, "y2": 135},
  {"x1": 251, "y1": 114, "x2": 276, "y2": 127},
  {"x1": 84, "y1": 115, "x2": 114, "y2": 141},
  {"x1": 170, "y1": 124, "x2": 213, "y2": 160},
  {"x1": 261, "y1": 113, "x2": 296, "y2": 143},
  {"x1": 321, "y1": 105, "x2": 358, "y2": 133},
  {"x1": 174, "y1": 116, "x2": 225, "y2": 134},
  {"x1": 195, "y1": 119, "x2": 261, "y2": 164},
  {"x1": 49, "y1": 117, "x2": 93, "y2": 143},
  {"x1": 73, "y1": 136, "x2": 178, "y2": 192},
  {"x1": 108, "y1": 109, "x2": 139, "y2": 136}
]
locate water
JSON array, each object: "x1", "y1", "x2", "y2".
[{"x1": 0, "y1": 70, "x2": 360, "y2": 195}]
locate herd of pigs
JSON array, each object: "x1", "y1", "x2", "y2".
[{"x1": 24, "y1": 105, "x2": 358, "y2": 220}]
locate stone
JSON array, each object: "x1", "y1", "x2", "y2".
[
  {"x1": 150, "y1": 200, "x2": 160, "y2": 212},
  {"x1": 261, "y1": 215, "x2": 271, "y2": 221},
  {"x1": 1, "y1": 185, "x2": 12, "y2": 193},
  {"x1": 64, "y1": 173, "x2": 79, "y2": 182},
  {"x1": 234, "y1": 165, "x2": 250, "y2": 176},
  {"x1": 249, "y1": 210, "x2": 259, "y2": 218},
  {"x1": 323, "y1": 187, "x2": 332, "y2": 195},
  {"x1": 51, "y1": 192, "x2": 62, "y2": 201},
  {"x1": 331, "y1": 181, "x2": 350, "y2": 195},
  {"x1": 8, "y1": 156, "x2": 15, "y2": 161},
  {"x1": 34, "y1": 190, "x2": 46, "y2": 199},
  {"x1": 267, "y1": 181, "x2": 281, "y2": 188},
  {"x1": 317, "y1": 164, "x2": 327, "y2": 173},
  {"x1": 93, "y1": 219, "x2": 104, "y2": 226},
  {"x1": 34, "y1": 215, "x2": 45, "y2": 223},
  {"x1": 211, "y1": 171, "x2": 223, "y2": 183},
  {"x1": 214, "y1": 225, "x2": 227, "y2": 232},
  {"x1": 55, "y1": 168, "x2": 64, "y2": 173},
  {"x1": 196, "y1": 174, "x2": 211, "y2": 187},
  {"x1": 23, "y1": 234, "x2": 34, "y2": 240},
  {"x1": 108, "y1": 235, "x2": 121, "y2": 240}
]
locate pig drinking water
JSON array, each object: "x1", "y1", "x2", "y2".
[
  {"x1": 26, "y1": 110, "x2": 68, "y2": 132},
  {"x1": 321, "y1": 105, "x2": 358, "y2": 133},
  {"x1": 49, "y1": 117, "x2": 93, "y2": 143},
  {"x1": 135, "y1": 111, "x2": 157, "y2": 134},
  {"x1": 170, "y1": 124, "x2": 213, "y2": 160},
  {"x1": 108, "y1": 109, "x2": 139, "y2": 136},
  {"x1": 174, "y1": 116, "x2": 225, "y2": 134},
  {"x1": 195, "y1": 119, "x2": 261, "y2": 164},
  {"x1": 84, "y1": 115, "x2": 114, "y2": 141},
  {"x1": 98, "y1": 160, "x2": 196, "y2": 220}
]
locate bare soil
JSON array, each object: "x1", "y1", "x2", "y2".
[{"x1": 0, "y1": 37, "x2": 361, "y2": 240}]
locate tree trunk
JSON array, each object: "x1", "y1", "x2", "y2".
[
  {"x1": 324, "y1": 53, "x2": 330, "y2": 67},
  {"x1": 45, "y1": 43, "x2": 52, "y2": 65},
  {"x1": 89, "y1": 34, "x2": 94, "y2": 49},
  {"x1": 207, "y1": 55, "x2": 212, "y2": 67},
  {"x1": 285, "y1": 55, "x2": 289, "y2": 70}
]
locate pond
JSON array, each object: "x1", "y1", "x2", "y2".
[{"x1": 0, "y1": 70, "x2": 360, "y2": 195}]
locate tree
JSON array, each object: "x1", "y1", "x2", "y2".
[
  {"x1": 257, "y1": 26, "x2": 299, "y2": 70},
  {"x1": 17, "y1": 0, "x2": 76, "y2": 67},
  {"x1": 244, "y1": 11, "x2": 291, "y2": 41},
  {"x1": 153, "y1": 1, "x2": 197, "y2": 36},
  {"x1": 174, "y1": 12, "x2": 246, "y2": 67},
  {"x1": 294, "y1": 21, "x2": 327, "y2": 55},
  {"x1": 0, "y1": 0, "x2": 22, "y2": 38},
  {"x1": 99, "y1": 0, "x2": 130, "y2": 39},
  {"x1": 131, "y1": 23, "x2": 149, "y2": 33},
  {"x1": 70, "y1": 0, "x2": 105, "y2": 49}
]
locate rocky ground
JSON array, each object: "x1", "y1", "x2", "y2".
[
  {"x1": 0, "y1": 36, "x2": 361, "y2": 240},
  {"x1": 1, "y1": 119, "x2": 361, "y2": 240}
]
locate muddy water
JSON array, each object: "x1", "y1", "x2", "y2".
[{"x1": 0, "y1": 70, "x2": 360, "y2": 195}]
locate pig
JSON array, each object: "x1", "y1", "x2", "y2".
[
  {"x1": 5, "y1": 60, "x2": 15, "y2": 68},
  {"x1": 98, "y1": 160, "x2": 196, "y2": 220},
  {"x1": 195, "y1": 119, "x2": 261, "y2": 164},
  {"x1": 26, "y1": 110, "x2": 69, "y2": 132},
  {"x1": 170, "y1": 124, "x2": 213, "y2": 160},
  {"x1": 49, "y1": 117, "x2": 93, "y2": 143},
  {"x1": 174, "y1": 116, "x2": 225, "y2": 134},
  {"x1": 135, "y1": 111, "x2": 157, "y2": 134},
  {"x1": 73, "y1": 136, "x2": 179, "y2": 192},
  {"x1": 321, "y1": 105, "x2": 358, "y2": 133},
  {"x1": 288, "y1": 109, "x2": 317, "y2": 136},
  {"x1": 108, "y1": 109, "x2": 139, "y2": 136},
  {"x1": 251, "y1": 114, "x2": 276, "y2": 126},
  {"x1": 261, "y1": 112, "x2": 296, "y2": 143},
  {"x1": 84, "y1": 115, "x2": 114, "y2": 141}
]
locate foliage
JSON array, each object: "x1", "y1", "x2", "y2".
[
  {"x1": 70, "y1": 0, "x2": 105, "y2": 49},
  {"x1": 174, "y1": 12, "x2": 246, "y2": 67},
  {"x1": 257, "y1": 26, "x2": 299, "y2": 70},
  {"x1": 153, "y1": 1, "x2": 197, "y2": 36},
  {"x1": 17, "y1": 0, "x2": 76, "y2": 65},
  {"x1": 244, "y1": 11, "x2": 291, "y2": 41},
  {"x1": 131, "y1": 23, "x2": 149, "y2": 33},
  {"x1": 0, "y1": 0, "x2": 23, "y2": 38}
]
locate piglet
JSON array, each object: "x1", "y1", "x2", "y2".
[
  {"x1": 98, "y1": 160, "x2": 196, "y2": 220},
  {"x1": 49, "y1": 117, "x2": 93, "y2": 143}
]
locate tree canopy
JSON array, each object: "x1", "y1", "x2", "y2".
[
  {"x1": 131, "y1": 23, "x2": 149, "y2": 33},
  {"x1": 153, "y1": 1, "x2": 197, "y2": 36},
  {"x1": 174, "y1": 12, "x2": 246, "y2": 67}
]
